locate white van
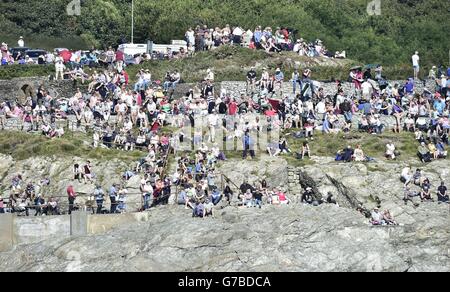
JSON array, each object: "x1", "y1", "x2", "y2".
[{"x1": 117, "y1": 43, "x2": 148, "y2": 56}]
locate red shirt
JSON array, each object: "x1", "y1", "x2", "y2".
[
  {"x1": 67, "y1": 186, "x2": 76, "y2": 198},
  {"x1": 229, "y1": 102, "x2": 238, "y2": 115}
]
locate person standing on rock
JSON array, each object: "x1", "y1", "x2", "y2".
[
  {"x1": 109, "y1": 183, "x2": 118, "y2": 214},
  {"x1": 141, "y1": 180, "x2": 153, "y2": 211},
  {"x1": 55, "y1": 59, "x2": 66, "y2": 81},
  {"x1": 67, "y1": 185, "x2": 77, "y2": 215},
  {"x1": 242, "y1": 131, "x2": 255, "y2": 160},
  {"x1": 94, "y1": 185, "x2": 105, "y2": 214}
]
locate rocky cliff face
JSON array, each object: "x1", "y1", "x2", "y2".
[
  {"x1": 0, "y1": 154, "x2": 449, "y2": 272},
  {"x1": 0, "y1": 154, "x2": 144, "y2": 212},
  {"x1": 0, "y1": 203, "x2": 448, "y2": 272}
]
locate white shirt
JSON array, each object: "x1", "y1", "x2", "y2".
[
  {"x1": 386, "y1": 144, "x2": 395, "y2": 155},
  {"x1": 401, "y1": 167, "x2": 411, "y2": 178},
  {"x1": 362, "y1": 82, "x2": 372, "y2": 95},
  {"x1": 315, "y1": 101, "x2": 326, "y2": 114},
  {"x1": 208, "y1": 114, "x2": 218, "y2": 126},
  {"x1": 55, "y1": 62, "x2": 65, "y2": 71},
  {"x1": 233, "y1": 27, "x2": 244, "y2": 36},
  {"x1": 412, "y1": 54, "x2": 420, "y2": 67},
  {"x1": 18, "y1": 39, "x2": 24, "y2": 47}
]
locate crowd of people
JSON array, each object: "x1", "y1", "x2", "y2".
[
  {"x1": 401, "y1": 167, "x2": 449, "y2": 207},
  {"x1": 185, "y1": 25, "x2": 345, "y2": 58},
  {"x1": 1, "y1": 38, "x2": 449, "y2": 224}
]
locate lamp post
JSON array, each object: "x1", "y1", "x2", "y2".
[{"x1": 131, "y1": 0, "x2": 134, "y2": 44}]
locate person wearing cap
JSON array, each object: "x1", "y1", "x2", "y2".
[
  {"x1": 18, "y1": 36, "x2": 24, "y2": 48},
  {"x1": 412, "y1": 51, "x2": 420, "y2": 80},
  {"x1": 370, "y1": 207, "x2": 384, "y2": 225},
  {"x1": 438, "y1": 74, "x2": 448, "y2": 97},
  {"x1": 428, "y1": 66, "x2": 437, "y2": 79}
]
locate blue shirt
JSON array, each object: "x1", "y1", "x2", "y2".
[
  {"x1": 434, "y1": 100, "x2": 445, "y2": 114},
  {"x1": 109, "y1": 186, "x2": 117, "y2": 197},
  {"x1": 275, "y1": 72, "x2": 284, "y2": 81},
  {"x1": 404, "y1": 82, "x2": 414, "y2": 94},
  {"x1": 254, "y1": 31, "x2": 262, "y2": 43}
]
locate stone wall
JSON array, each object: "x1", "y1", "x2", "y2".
[
  {"x1": 14, "y1": 215, "x2": 71, "y2": 245},
  {"x1": 0, "y1": 77, "x2": 78, "y2": 104},
  {"x1": 0, "y1": 77, "x2": 434, "y2": 105},
  {"x1": 221, "y1": 79, "x2": 434, "y2": 98},
  {"x1": 0, "y1": 211, "x2": 153, "y2": 251}
]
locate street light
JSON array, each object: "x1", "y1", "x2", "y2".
[{"x1": 131, "y1": 0, "x2": 134, "y2": 44}]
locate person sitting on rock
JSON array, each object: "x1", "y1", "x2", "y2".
[
  {"x1": 278, "y1": 189, "x2": 290, "y2": 205},
  {"x1": 240, "y1": 180, "x2": 254, "y2": 196},
  {"x1": 253, "y1": 188, "x2": 264, "y2": 208},
  {"x1": 326, "y1": 192, "x2": 338, "y2": 205},
  {"x1": 420, "y1": 179, "x2": 433, "y2": 202},
  {"x1": 385, "y1": 141, "x2": 397, "y2": 160},
  {"x1": 400, "y1": 166, "x2": 412, "y2": 186},
  {"x1": 437, "y1": 182, "x2": 449, "y2": 204},
  {"x1": 203, "y1": 199, "x2": 214, "y2": 218},
  {"x1": 370, "y1": 207, "x2": 384, "y2": 225},
  {"x1": 242, "y1": 189, "x2": 254, "y2": 207},
  {"x1": 412, "y1": 169, "x2": 425, "y2": 187},
  {"x1": 192, "y1": 201, "x2": 205, "y2": 218},
  {"x1": 353, "y1": 144, "x2": 366, "y2": 162},
  {"x1": 382, "y1": 210, "x2": 398, "y2": 225},
  {"x1": 417, "y1": 142, "x2": 432, "y2": 163},
  {"x1": 403, "y1": 186, "x2": 420, "y2": 206},
  {"x1": 301, "y1": 187, "x2": 314, "y2": 204},
  {"x1": 342, "y1": 146, "x2": 354, "y2": 162}
]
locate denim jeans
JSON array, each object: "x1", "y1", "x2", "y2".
[
  {"x1": 344, "y1": 111, "x2": 352, "y2": 121},
  {"x1": 143, "y1": 194, "x2": 152, "y2": 210},
  {"x1": 212, "y1": 195, "x2": 222, "y2": 205},
  {"x1": 96, "y1": 200, "x2": 103, "y2": 214},
  {"x1": 254, "y1": 199, "x2": 262, "y2": 208}
]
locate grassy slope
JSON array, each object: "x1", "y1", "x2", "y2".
[{"x1": 0, "y1": 131, "x2": 143, "y2": 162}]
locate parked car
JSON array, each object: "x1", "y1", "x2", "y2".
[
  {"x1": 25, "y1": 49, "x2": 48, "y2": 64},
  {"x1": 10, "y1": 47, "x2": 30, "y2": 60}
]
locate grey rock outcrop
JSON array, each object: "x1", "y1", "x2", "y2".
[{"x1": 0, "y1": 203, "x2": 448, "y2": 272}]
